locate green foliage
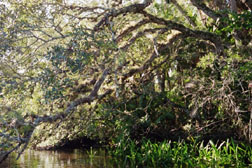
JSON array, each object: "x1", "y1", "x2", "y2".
[
  {"x1": 209, "y1": 10, "x2": 252, "y2": 43},
  {"x1": 110, "y1": 138, "x2": 252, "y2": 167},
  {"x1": 223, "y1": 11, "x2": 252, "y2": 31},
  {"x1": 197, "y1": 52, "x2": 215, "y2": 69},
  {"x1": 93, "y1": 88, "x2": 187, "y2": 146}
]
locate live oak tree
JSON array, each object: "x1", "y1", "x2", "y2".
[{"x1": 0, "y1": 0, "x2": 251, "y2": 163}]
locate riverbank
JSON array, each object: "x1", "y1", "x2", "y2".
[
  {"x1": 1, "y1": 138, "x2": 252, "y2": 167},
  {"x1": 109, "y1": 138, "x2": 252, "y2": 167}
]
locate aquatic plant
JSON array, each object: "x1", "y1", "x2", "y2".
[{"x1": 110, "y1": 139, "x2": 252, "y2": 167}]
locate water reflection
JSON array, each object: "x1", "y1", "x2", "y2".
[{"x1": 1, "y1": 148, "x2": 115, "y2": 168}]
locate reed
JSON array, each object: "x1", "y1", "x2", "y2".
[{"x1": 110, "y1": 139, "x2": 252, "y2": 167}]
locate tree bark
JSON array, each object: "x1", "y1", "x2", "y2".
[
  {"x1": 230, "y1": 0, "x2": 238, "y2": 12},
  {"x1": 249, "y1": 82, "x2": 252, "y2": 142},
  {"x1": 190, "y1": 0, "x2": 222, "y2": 20}
]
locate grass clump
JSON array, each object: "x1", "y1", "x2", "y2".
[{"x1": 110, "y1": 138, "x2": 252, "y2": 167}]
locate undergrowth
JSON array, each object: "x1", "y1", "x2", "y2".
[{"x1": 109, "y1": 138, "x2": 252, "y2": 168}]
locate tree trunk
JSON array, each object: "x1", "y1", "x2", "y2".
[
  {"x1": 0, "y1": 152, "x2": 9, "y2": 164},
  {"x1": 249, "y1": 81, "x2": 252, "y2": 142},
  {"x1": 230, "y1": 0, "x2": 238, "y2": 12}
]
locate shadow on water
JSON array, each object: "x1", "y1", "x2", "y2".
[{"x1": 0, "y1": 148, "x2": 117, "y2": 168}]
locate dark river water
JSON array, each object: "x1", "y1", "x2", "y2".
[{"x1": 0, "y1": 148, "x2": 117, "y2": 168}]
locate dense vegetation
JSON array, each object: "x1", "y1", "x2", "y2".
[
  {"x1": 110, "y1": 139, "x2": 252, "y2": 167},
  {"x1": 0, "y1": 0, "x2": 251, "y2": 166}
]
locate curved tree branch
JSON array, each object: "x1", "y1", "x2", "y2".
[
  {"x1": 190, "y1": 0, "x2": 222, "y2": 20},
  {"x1": 171, "y1": 0, "x2": 197, "y2": 27},
  {"x1": 141, "y1": 11, "x2": 224, "y2": 55},
  {"x1": 116, "y1": 19, "x2": 151, "y2": 42},
  {"x1": 119, "y1": 27, "x2": 168, "y2": 51},
  {"x1": 32, "y1": 68, "x2": 111, "y2": 125},
  {"x1": 94, "y1": 0, "x2": 152, "y2": 30},
  {"x1": 122, "y1": 33, "x2": 186, "y2": 81}
]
